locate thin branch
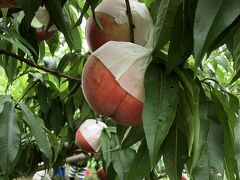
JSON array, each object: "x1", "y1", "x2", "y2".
[
  {"x1": 0, "y1": 49, "x2": 81, "y2": 83},
  {"x1": 125, "y1": 0, "x2": 135, "y2": 43},
  {"x1": 36, "y1": 154, "x2": 87, "y2": 171}
]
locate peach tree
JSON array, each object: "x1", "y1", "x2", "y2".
[{"x1": 0, "y1": 0, "x2": 239, "y2": 179}]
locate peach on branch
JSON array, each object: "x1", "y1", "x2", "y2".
[
  {"x1": 31, "y1": 6, "x2": 57, "y2": 42},
  {"x1": 36, "y1": 26, "x2": 56, "y2": 42},
  {"x1": 82, "y1": 41, "x2": 151, "y2": 126},
  {"x1": 97, "y1": 167, "x2": 107, "y2": 180},
  {"x1": 85, "y1": 0, "x2": 153, "y2": 51},
  {"x1": 75, "y1": 119, "x2": 107, "y2": 153}
]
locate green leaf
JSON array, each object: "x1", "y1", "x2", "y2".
[
  {"x1": 0, "y1": 95, "x2": 11, "y2": 113},
  {"x1": 0, "y1": 31, "x2": 37, "y2": 59},
  {"x1": 230, "y1": 69, "x2": 240, "y2": 84},
  {"x1": 101, "y1": 131, "x2": 135, "y2": 180},
  {"x1": 177, "y1": 70, "x2": 200, "y2": 172},
  {"x1": 153, "y1": 0, "x2": 182, "y2": 51},
  {"x1": 194, "y1": 0, "x2": 240, "y2": 67},
  {"x1": 46, "y1": 32, "x2": 60, "y2": 56},
  {"x1": 227, "y1": 27, "x2": 240, "y2": 72},
  {"x1": 192, "y1": 118, "x2": 224, "y2": 180},
  {"x1": 16, "y1": 0, "x2": 42, "y2": 30},
  {"x1": 0, "y1": 102, "x2": 21, "y2": 172},
  {"x1": 37, "y1": 84, "x2": 52, "y2": 115},
  {"x1": 112, "y1": 141, "x2": 135, "y2": 180},
  {"x1": 166, "y1": 3, "x2": 193, "y2": 73},
  {"x1": 225, "y1": 24, "x2": 240, "y2": 83},
  {"x1": 127, "y1": 140, "x2": 151, "y2": 180},
  {"x1": 48, "y1": 98, "x2": 66, "y2": 135},
  {"x1": 163, "y1": 125, "x2": 188, "y2": 180},
  {"x1": 18, "y1": 23, "x2": 39, "y2": 61},
  {"x1": 64, "y1": 5, "x2": 82, "y2": 51},
  {"x1": 121, "y1": 126, "x2": 144, "y2": 149},
  {"x1": 143, "y1": 62, "x2": 179, "y2": 166},
  {"x1": 101, "y1": 130, "x2": 113, "y2": 170},
  {"x1": 57, "y1": 52, "x2": 78, "y2": 72},
  {"x1": 74, "y1": 0, "x2": 90, "y2": 27},
  {"x1": 17, "y1": 0, "x2": 42, "y2": 60},
  {"x1": 46, "y1": 0, "x2": 73, "y2": 49},
  {"x1": 211, "y1": 89, "x2": 240, "y2": 178},
  {"x1": 19, "y1": 103, "x2": 52, "y2": 161}
]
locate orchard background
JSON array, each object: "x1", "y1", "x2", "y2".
[{"x1": 0, "y1": 0, "x2": 239, "y2": 179}]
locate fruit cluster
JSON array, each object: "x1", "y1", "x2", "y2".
[
  {"x1": 0, "y1": 0, "x2": 56, "y2": 41},
  {"x1": 82, "y1": 0, "x2": 154, "y2": 126}
]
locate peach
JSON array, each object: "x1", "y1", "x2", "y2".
[
  {"x1": 96, "y1": 167, "x2": 107, "y2": 180},
  {"x1": 85, "y1": 0, "x2": 153, "y2": 52},
  {"x1": 85, "y1": 13, "x2": 130, "y2": 52},
  {"x1": 81, "y1": 55, "x2": 143, "y2": 126},
  {"x1": 36, "y1": 28, "x2": 56, "y2": 42},
  {"x1": 75, "y1": 119, "x2": 107, "y2": 153},
  {"x1": 31, "y1": 6, "x2": 57, "y2": 42},
  {"x1": 0, "y1": 0, "x2": 19, "y2": 8}
]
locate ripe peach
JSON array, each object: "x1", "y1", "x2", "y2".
[
  {"x1": 96, "y1": 167, "x2": 107, "y2": 180},
  {"x1": 81, "y1": 55, "x2": 143, "y2": 126},
  {"x1": 0, "y1": 0, "x2": 19, "y2": 8},
  {"x1": 85, "y1": 13, "x2": 130, "y2": 52},
  {"x1": 36, "y1": 28, "x2": 56, "y2": 42},
  {"x1": 85, "y1": 0, "x2": 153, "y2": 52},
  {"x1": 75, "y1": 119, "x2": 107, "y2": 153},
  {"x1": 32, "y1": 6, "x2": 57, "y2": 42}
]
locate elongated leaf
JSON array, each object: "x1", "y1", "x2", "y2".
[
  {"x1": 46, "y1": 0, "x2": 73, "y2": 49},
  {"x1": 192, "y1": 118, "x2": 224, "y2": 180},
  {"x1": 64, "y1": 6, "x2": 82, "y2": 51},
  {"x1": 166, "y1": 3, "x2": 193, "y2": 73},
  {"x1": 49, "y1": 98, "x2": 65, "y2": 135},
  {"x1": 37, "y1": 84, "x2": 52, "y2": 115},
  {"x1": 0, "y1": 102, "x2": 21, "y2": 172},
  {"x1": 227, "y1": 26, "x2": 240, "y2": 83},
  {"x1": 196, "y1": 81, "x2": 210, "y2": 161},
  {"x1": 227, "y1": 27, "x2": 240, "y2": 72},
  {"x1": 0, "y1": 95, "x2": 11, "y2": 113},
  {"x1": 111, "y1": 140, "x2": 135, "y2": 180},
  {"x1": 101, "y1": 130, "x2": 113, "y2": 170},
  {"x1": 177, "y1": 71, "x2": 200, "y2": 172},
  {"x1": 0, "y1": 32, "x2": 36, "y2": 58},
  {"x1": 18, "y1": 22, "x2": 39, "y2": 61},
  {"x1": 153, "y1": 0, "x2": 181, "y2": 51},
  {"x1": 127, "y1": 140, "x2": 151, "y2": 180},
  {"x1": 16, "y1": 0, "x2": 42, "y2": 29},
  {"x1": 46, "y1": 32, "x2": 60, "y2": 56},
  {"x1": 194, "y1": 0, "x2": 240, "y2": 67},
  {"x1": 17, "y1": 0, "x2": 42, "y2": 60},
  {"x1": 74, "y1": 0, "x2": 90, "y2": 27},
  {"x1": 211, "y1": 89, "x2": 240, "y2": 178},
  {"x1": 57, "y1": 53, "x2": 78, "y2": 72},
  {"x1": 143, "y1": 62, "x2": 179, "y2": 166},
  {"x1": 19, "y1": 103, "x2": 52, "y2": 161},
  {"x1": 101, "y1": 131, "x2": 135, "y2": 180},
  {"x1": 163, "y1": 125, "x2": 188, "y2": 180},
  {"x1": 121, "y1": 126, "x2": 144, "y2": 149}
]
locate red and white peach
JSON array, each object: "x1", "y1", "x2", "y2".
[{"x1": 75, "y1": 119, "x2": 107, "y2": 153}]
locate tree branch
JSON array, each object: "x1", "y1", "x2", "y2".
[
  {"x1": 36, "y1": 154, "x2": 87, "y2": 171},
  {"x1": 125, "y1": 0, "x2": 135, "y2": 43},
  {"x1": 0, "y1": 49, "x2": 81, "y2": 83}
]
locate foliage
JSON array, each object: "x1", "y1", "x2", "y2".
[{"x1": 0, "y1": 0, "x2": 239, "y2": 179}]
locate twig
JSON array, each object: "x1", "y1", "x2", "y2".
[
  {"x1": 0, "y1": 49, "x2": 81, "y2": 83},
  {"x1": 36, "y1": 154, "x2": 87, "y2": 171},
  {"x1": 125, "y1": 0, "x2": 135, "y2": 43}
]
